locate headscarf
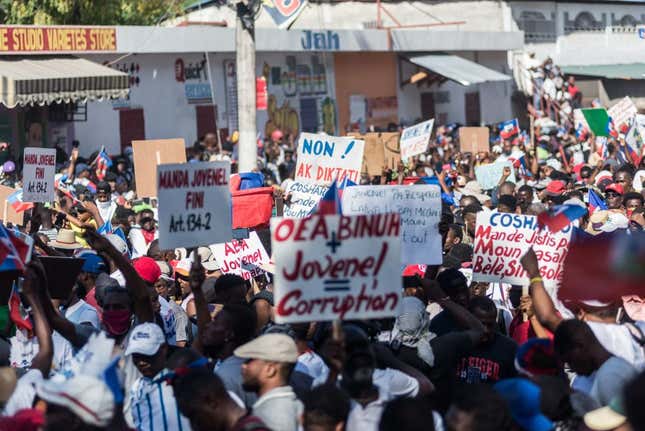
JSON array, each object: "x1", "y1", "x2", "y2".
[{"x1": 390, "y1": 297, "x2": 436, "y2": 367}]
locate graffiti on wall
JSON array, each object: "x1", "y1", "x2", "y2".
[{"x1": 265, "y1": 95, "x2": 300, "y2": 138}]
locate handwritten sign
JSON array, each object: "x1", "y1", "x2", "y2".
[
  {"x1": 608, "y1": 96, "x2": 638, "y2": 130},
  {"x1": 283, "y1": 181, "x2": 328, "y2": 219},
  {"x1": 459, "y1": 127, "x2": 490, "y2": 154},
  {"x1": 22, "y1": 147, "x2": 55, "y2": 202},
  {"x1": 271, "y1": 213, "x2": 402, "y2": 323},
  {"x1": 0, "y1": 26, "x2": 116, "y2": 52},
  {"x1": 210, "y1": 232, "x2": 270, "y2": 280},
  {"x1": 400, "y1": 119, "x2": 434, "y2": 160},
  {"x1": 157, "y1": 161, "x2": 231, "y2": 249},
  {"x1": 472, "y1": 212, "x2": 572, "y2": 288},
  {"x1": 342, "y1": 185, "x2": 442, "y2": 264},
  {"x1": 474, "y1": 161, "x2": 516, "y2": 190},
  {"x1": 132, "y1": 139, "x2": 187, "y2": 198},
  {"x1": 295, "y1": 133, "x2": 364, "y2": 184}
]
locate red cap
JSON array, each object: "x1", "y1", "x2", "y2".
[
  {"x1": 545, "y1": 180, "x2": 566, "y2": 196},
  {"x1": 270, "y1": 129, "x2": 284, "y2": 142},
  {"x1": 402, "y1": 264, "x2": 427, "y2": 277},
  {"x1": 605, "y1": 183, "x2": 624, "y2": 195},
  {"x1": 133, "y1": 257, "x2": 161, "y2": 284}
]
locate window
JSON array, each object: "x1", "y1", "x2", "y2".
[{"x1": 48, "y1": 102, "x2": 87, "y2": 122}]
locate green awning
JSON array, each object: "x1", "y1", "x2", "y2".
[{"x1": 561, "y1": 64, "x2": 645, "y2": 80}]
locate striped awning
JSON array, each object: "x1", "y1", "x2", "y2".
[{"x1": 0, "y1": 56, "x2": 129, "y2": 107}]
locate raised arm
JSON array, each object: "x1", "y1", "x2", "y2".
[
  {"x1": 84, "y1": 228, "x2": 154, "y2": 323},
  {"x1": 521, "y1": 248, "x2": 563, "y2": 332},
  {"x1": 22, "y1": 261, "x2": 53, "y2": 376},
  {"x1": 189, "y1": 257, "x2": 210, "y2": 354}
]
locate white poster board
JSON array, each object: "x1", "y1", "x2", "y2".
[
  {"x1": 157, "y1": 161, "x2": 232, "y2": 249},
  {"x1": 342, "y1": 185, "x2": 442, "y2": 264},
  {"x1": 283, "y1": 181, "x2": 328, "y2": 219},
  {"x1": 608, "y1": 96, "x2": 637, "y2": 129},
  {"x1": 271, "y1": 213, "x2": 402, "y2": 323},
  {"x1": 22, "y1": 147, "x2": 56, "y2": 202},
  {"x1": 474, "y1": 161, "x2": 516, "y2": 190},
  {"x1": 400, "y1": 119, "x2": 434, "y2": 160},
  {"x1": 210, "y1": 231, "x2": 270, "y2": 280},
  {"x1": 295, "y1": 133, "x2": 364, "y2": 184},
  {"x1": 472, "y1": 212, "x2": 572, "y2": 289}
]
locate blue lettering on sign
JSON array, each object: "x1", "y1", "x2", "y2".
[
  {"x1": 185, "y1": 83, "x2": 212, "y2": 101},
  {"x1": 302, "y1": 138, "x2": 335, "y2": 156},
  {"x1": 301, "y1": 30, "x2": 340, "y2": 51}
]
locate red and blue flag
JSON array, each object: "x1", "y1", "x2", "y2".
[
  {"x1": 6, "y1": 189, "x2": 34, "y2": 213},
  {"x1": 0, "y1": 223, "x2": 27, "y2": 272},
  {"x1": 588, "y1": 189, "x2": 607, "y2": 215},
  {"x1": 94, "y1": 149, "x2": 112, "y2": 181},
  {"x1": 499, "y1": 119, "x2": 520, "y2": 140},
  {"x1": 315, "y1": 180, "x2": 343, "y2": 215},
  {"x1": 537, "y1": 204, "x2": 588, "y2": 233}
]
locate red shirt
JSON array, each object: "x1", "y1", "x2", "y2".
[{"x1": 508, "y1": 314, "x2": 552, "y2": 345}]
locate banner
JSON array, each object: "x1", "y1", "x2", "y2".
[
  {"x1": 295, "y1": 133, "x2": 364, "y2": 184},
  {"x1": 262, "y1": 0, "x2": 308, "y2": 29},
  {"x1": 210, "y1": 232, "x2": 270, "y2": 280},
  {"x1": 157, "y1": 161, "x2": 231, "y2": 249},
  {"x1": 271, "y1": 213, "x2": 402, "y2": 323},
  {"x1": 474, "y1": 161, "x2": 516, "y2": 190},
  {"x1": 0, "y1": 26, "x2": 116, "y2": 53},
  {"x1": 459, "y1": 127, "x2": 490, "y2": 154},
  {"x1": 283, "y1": 181, "x2": 328, "y2": 218},
  {"x1": 400, "y1": 119, "x2": 434, "y2": 160},
  {"x1": 342, "y1": 185, "x2": 442, "y2": 264},
  {"x1": 608, "y1": 96, "x2": 637, "y2": 130},
  {"x1": 22, "y1": 147, "x2": 55, "y2": 202},
  {"x1": 132, "y1": 138, "x2": 187, "y2": 198},
  {"x1": 472, "y1": 212, "x2": 572, "y2": 288}
]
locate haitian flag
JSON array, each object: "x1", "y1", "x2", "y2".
[
  {"x1": 0, "y1": 223, "x2": 26, "y2": 272},
  {"x1": 314, "y1": 180, "x2": 342, "y2": 215},
  {"x1": 537, "y1": 204, "x2": 587, "y2": 233},
  {"x1": 6, "y1": 189, "x2": 34, "y2": 213},
  {"x1": 588, "y1": 189, "x2": 607, "y2": 214},
  {"x1": 94, "y1": 149, "x2": 112, "y2": 181},
  {"x1": 8, "y1": 283, "x2": 32, "y2": 331},
  {"x1": 499, "y1": 119, "x2": 520, "y2": 140}
]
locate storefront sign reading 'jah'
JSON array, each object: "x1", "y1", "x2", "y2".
[{"x1": 0, "y1": 26, "x2": 116, "y2": 53}]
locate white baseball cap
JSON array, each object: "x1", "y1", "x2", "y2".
[
  {"x1": 124, "y1": 322, "x2": 166, "y2": 356},
  {"x1": 106, "y1": 233, "x2": 129, "y2": 256}
]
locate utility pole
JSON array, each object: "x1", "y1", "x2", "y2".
[{"x1": 236, "y1": 1, "x2": 257, "y2": 173}]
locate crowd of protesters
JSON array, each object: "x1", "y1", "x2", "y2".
[{"x1": 0, "y1": 97, "x2": 643, "y2": 431}]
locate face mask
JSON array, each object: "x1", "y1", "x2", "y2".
[{"x1": 102, "y1": 309, "x2": 132, "y2": 336}]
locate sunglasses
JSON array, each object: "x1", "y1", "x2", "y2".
[{"x1": 605, "y1": 192, "x2": 621, "y2": 198}]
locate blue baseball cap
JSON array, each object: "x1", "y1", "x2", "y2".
[
  {"x1": 494, "y1": 378, "x2": 553, "y2": 431},
  {"x1": 77, "y1": 251, "x2": 107, "y2": 274}
]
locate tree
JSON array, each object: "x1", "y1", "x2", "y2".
[{"x1": 0, "y1": 0, "x2": 185, "y2": 26}]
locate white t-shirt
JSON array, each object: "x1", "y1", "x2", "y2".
[
  {"x1": 587, "y1": 321, "x2": 645, "y2": 370},
  {"x1": 2, "y1": 369, "x2": 43, "y2": 415},
  {"x1": 590, "y1": 356, "x2": 638, "y2": 406},
  {"x1": 313, "y1": 367, "x2": 419, "y2": 399},
  {"x1": 346, "y1": 386, "x2": 391, "y2": 431},
  {"x1": 297, "y1": 350, "x2": 328, "y2": 380}
]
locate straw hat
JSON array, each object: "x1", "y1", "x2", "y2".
[{"x1": 50, "y1": 229, "x2": 82, "y2": 250}]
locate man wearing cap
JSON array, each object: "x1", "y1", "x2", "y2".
[
  {"x1": 126, "y1": 322, "x2": 191, "y2": 431},
  {"x1": 61, "y1": 250, "x2": 103, "y2": 328},
  {"x1": 129, "y1": 207, "x2": 158, "y2": 259},
  {"x1": 237, "y1": 333, "x2": 303, "y2": 431},
  {"x1": 604, "y1": 183, "x2": 624, "y2": 211}
]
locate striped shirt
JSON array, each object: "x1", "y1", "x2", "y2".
[{"x1": 128, "y1": 369, "x2": 191, "y2": 431}]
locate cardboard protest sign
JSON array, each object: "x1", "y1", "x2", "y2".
[
  {"x1": 22, "y1": 148, "x2": 55, "y2": 202},
  {"x1": 0, "y1": 185, "x2": 25, "y2": 226},
  {"x1": 608, "y1": 96, "x2": 637, "y2": 130},
  {"x1": 472, "y1": 212, "x2": 572, "y2": 289},
  {"x1": 342, "y1": 185, "x2": 442, "y2": 264},
  {"x1": 358, "y1": 134, "x2": 386, "y2": 176},
  {"x1": 400, "y1": 119, "x2": 434, "y2": 160},
  {"x1": 295, "y1": 133, "x2": 364, "y2": 184},
  {"x1": 132, "y1": 139, "x2": 187, "y2": 198},
  {"x1": 474, "y1": 161, "x2": 516, "y2": 190},
  {"x1": 283, "y1": 181, "x2": 328, "y2": 219},
  {"x1": 157, "y1": 161, "x2": 231, "y2": 249},
  {"x1": 381, "y1": 132, "x2": 401, "y2": 170},
  {"x1": 459, "y1": 127, "x2": 490, "y2": 154},
  {"x1": 210, "y1": 231, "x2": 270, "y2": 280},
  {"x1": 271, "y1": 213, "x2": 402, "y2": 323},
  {"x1": 40, "y1": 256, "x2": 85, "y2": 300}
]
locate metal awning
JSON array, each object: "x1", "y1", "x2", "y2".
[
  {"x1": 404, "y1": 54, "x2": 512, "y2": 86},
  {"x1": 561, "y1": 64, "x2": 645, "y2": 80},
  {"x1": 0, "y1": 56, "x2": 129, "y2": 108}
]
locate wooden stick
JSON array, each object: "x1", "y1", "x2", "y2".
[{"x1": 522, "y1": 285, "x2": 529, "y2": 322}]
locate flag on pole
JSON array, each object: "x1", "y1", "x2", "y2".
[
  {"x1": 537, "y1": 204, "x2": 588, "y2": 233},
  {"x1": 315, "y1": 180, "x2": 343, "y2": 215},
  {"x1": 588, "y1": 189, "x2": 607, "y2": 215},
  {"x1": 499, "y1": 119, "x2": 520, "y2": 140},
  {"x1": 6, "y1": 189, "x2": 34, "y2": 213},
  {"x1": 94, "y1": 149, "x2": 112, "y2": 181},
  {"x1": 581, "y1": 108, "x2": 610, "y2": 137},
  {"x1": 8, "y1": 283, "x2": 32, "y2": 331},
  {"x1": 0, "y1": 223, "x2": 26, "y2": 272}
]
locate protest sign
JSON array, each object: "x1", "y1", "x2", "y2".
[
  {"x1": 157, "y1": 161, "x2": 231, "y2": 249},
  {"x1": 359, "y1": 134, "x2": 386, "y2": 176},
  {"x1": 210, "y1": 231, "x2": 270, "y2": 280},
  {"x1": 295, "y1": 133, "x2": 364, "y2": 184},
  {"x1": 283, "y1": 181, "x2": 328, "y2": 218},
  {"x1": 608, "y1": 96, "x2": 637, "y2": 130},
  {"x1": 459, "y1": 127, "x2": 490, "y2": 154},
  {"x1": 132, "y1": 138, "x2": 187, "y2": 198},
  {"x1": 22, "y1": 147, "x2": 55, "y2": 202},
  {"x1": 271, "y1": 213, "x2": 402, "y2": 323},
  {"x1": 342, "y1": 185, "x2": 442, "y2": 264},
  {"x1": 474, "y1": 161, "x2": 516, "y2": 190},
  {"x1": 400, "y1": 119, "x2": 434, "y2": 160},
  {"x1": 381, "y1": 132, "x2": 401, "y2": 170},
  {"x1": 472, "y1": 212, "x2": 572, "y2": 289},
  {"x1": 0, "y1": 185, "x2": 25, "y2": 225}
]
